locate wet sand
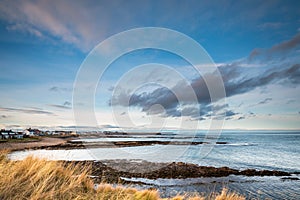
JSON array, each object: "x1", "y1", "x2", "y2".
[{"x1": 0, "y1": 137, "x2": 67, "y2": 151}]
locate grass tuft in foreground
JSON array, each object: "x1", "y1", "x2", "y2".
[{"x1": 0, "y1": 151, "x2": 245, "y2": 200}]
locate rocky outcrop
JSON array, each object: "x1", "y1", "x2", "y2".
[{"x1": 65, "y1": 160, "x2": 292, "y2": 184}]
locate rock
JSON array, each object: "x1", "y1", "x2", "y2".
[
  {"x1": 281, "y1": 177, "x2": 300, "y2": 181},
  {"x1": 63, "y1": 160, "x2": 292, "y2": 184}
]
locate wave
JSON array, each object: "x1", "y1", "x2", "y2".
[{"x1": 221, "y1": 142, "x2": 257, "y2": 146}]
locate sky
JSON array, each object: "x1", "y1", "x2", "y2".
[{"x1": 0, "y1": 0, "x2": 299, "y2": 130}]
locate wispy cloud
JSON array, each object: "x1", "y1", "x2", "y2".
[
  {"x1": 1, "y1": 0, "x2": 297, "y2": 53},
  {"x1": 258, "y1": 98, "x2": 272, "y2": 105},
  {"x1": 237, "y1": 116, "x2": 245, "y2": 120},
  {"x1": 258, "y1": 22, "x2": 283, "y2": 30},
  {"x1": 49, "y1": 86, "x2": 71, "y2": 92},
  {"x1": 6, "y1": 23, "x2": 43, "y2": 37},
  {"x1": 0, "y1": 0, "x2": 139, "y2": 51},
  {"x1": 0, "y1": 106, "x2": 54, "y2": 115},
  {"x1": 249, "y1": 32, "x2": 300, "y2": 61},
  {"x1": 286, "y1": 99, "x2": 296, "y2": 104},
  {"x1": 270, "y1": 33, "x2": 300, "y2": 53},
  {"x1": 0, "y1": 115, "x2": 8, "y2": 119},
  {"x1": 49, "y1": 101, "x2": 71, "y2": 110}
]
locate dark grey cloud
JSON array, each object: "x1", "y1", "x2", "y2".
[
  {"x1": 111, "y1": 63, "x2": 299, "y2": 119},
  {"x1": 249, "y1": 111, "x2": 256, "y2": 116},
  {"x1": 226, "y1": 110, "x2": 238, "y2": 117},
  {"x1": 258, "y1": 98, "x2": 272, "y2": 105},
  {"x1": 109, "y1": 34, "x2": 300, "y2": 120},
  {"x1": 0, "y1": 115, "x2": 8, "y2": 119},
  {"x1": 216, "y1": 110, "x2": 239, "y2": 121},
  {"x1": 49, "y1": 101, "x2": 71, "y2": 109},
  {"x1": 238, "y1": 116, "x2": 245, "y2": 120},
  {"x1": 238, "y1": 112, "x2": 256, "y2": 121},
  {"x1": 49, "y1": 105, "x2": 70, "y2": 109},
  {"x1": 0, "y1": 106, "x2": 54, "y2": 115},
  {"x1": 63, "y1": 101, "x2": 71, "y2": 106},
  {"x1": 222, "y1": 64, "x2": 300, "y2": 98}
]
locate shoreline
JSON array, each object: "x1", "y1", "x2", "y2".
[
  {"x1": 19, "y1": 139, "x2": 230, "y2": 150},
  {"x1": 1, "y1": 136, "x2": 230, "y2": 150},
  {"x1": 0, "y1": 136, "x2": 69, "y2": 151}
]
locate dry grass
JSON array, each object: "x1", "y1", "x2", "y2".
[{"x1": 0, "y1": 151, "x2": 245, "y2": 200}]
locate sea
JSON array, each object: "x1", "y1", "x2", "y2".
[{"x1": 9, "y1": 130, "x2": 300, "y2": 199}]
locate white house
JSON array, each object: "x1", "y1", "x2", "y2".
[
  {"x1": 0, "y1": 131, "x2": 9, "y2": 139},
  {"x1": 0, "y1": 129, "x2": 23, "y2": 139}
]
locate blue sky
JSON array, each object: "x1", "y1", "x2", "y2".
[{"x1": 0, "y1": 0, "x2": 299, "y2": 130}]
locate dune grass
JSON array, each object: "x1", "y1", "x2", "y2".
[{"x1": 0, "y1": 151, "x2": 245, "y2": 200}]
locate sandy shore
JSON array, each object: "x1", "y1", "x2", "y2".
[{"x1": 0, "y1": 137, "x2": 67, "y2": 151}]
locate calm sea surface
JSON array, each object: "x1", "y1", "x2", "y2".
[{"x1": 10, "y1": 130, "x2": 300, "y2": 199}]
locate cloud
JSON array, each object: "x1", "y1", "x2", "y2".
[
  {"x1": 258, "y1": 22, "x2": 282, "y2": 30},
  {"x1": 1, "y1": 0, "x2": 299, "y2": 54},
  {"x1": 286, "y1": 99, "x2": 295, "y2": 104},
  {"x1": 0, "y1": 0, "x2": 93, "y2": 50},
  {"x1": 49, "y1": 101, "x2": 72, "y2": 110},
  {"x1": 6, "y1": 23, "x2": 43, "y2": 37},
  {"x1": 226, "y1": 110, "x2": 238, "y2": 117},
  {"x1": 0, "y1": 106, "x2": 54, "y2": 115},
  {"x1": 0, "y1": 115, "x2": 8, "y2": 119},
  {"x1": 270, "y1": 33, "x2": 300, "y2": 53},
  {"x1": 238, "y1": 116, "x2": 245, "y2": 120},
  {"x1": 111, "y1": 63, "x2": 299, "y2": 119},
  {"x1": 49, "y1": 86, "x2": 71, "y2": 92},
  {"x1": 49, "y1": 105, "x2": 70, "y2": 110},
  {"x1": 257, "y1": 98, "x2": 272, "y2": 105},
  {"x1": 56, "y1": 124, "x2": 120, "y2": 130},
  {"x1": 63, "y1": 101, "x2": 71, "y2": 106},
  {"x1": 222, "y1": 64, "x2": 300, "y2": 97},
  {"x1": 249, "y1": 32, "x2": 300, "y2": 61},
  {"x1": 0, "y1": 0, "x2": 144, "y2": 51},
  {"x1": 110, "y1": 33, "x2": 300, "y2": 119}
]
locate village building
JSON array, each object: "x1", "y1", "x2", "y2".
[{"x1": 0, "y1": 129, "x2": 23, "y2": 139}]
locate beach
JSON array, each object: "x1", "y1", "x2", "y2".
[{"x1": 0, "y1": 137, "x2": 68, "y2": 151}]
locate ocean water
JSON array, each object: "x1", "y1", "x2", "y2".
[{"x1": 9, "y1": 130, "x2": 300, "y2": 199}]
